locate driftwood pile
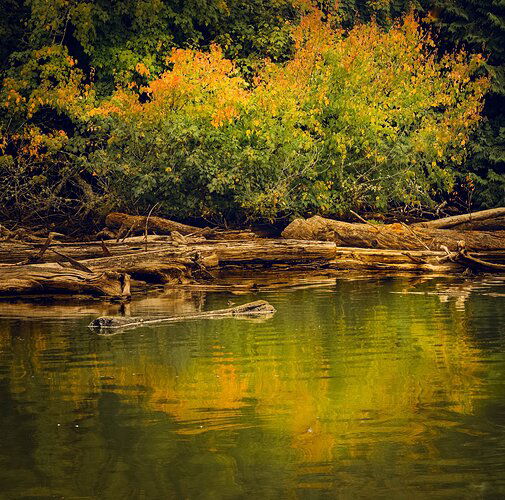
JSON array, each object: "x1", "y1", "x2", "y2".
[
  {"x1": 0, "y1": 214, "x2": 336, "y2": 297},
  {"x1": 281, "y1": 208, "x2": 505, "y2": 273},
  {"x1": 0, "y1": 208, "x2": 504, "y2": 298}
]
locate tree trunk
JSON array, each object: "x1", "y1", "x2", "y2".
[
  {"x1": 74, "y1": 239, "x2": 337, "y2": 281},
  {"x1": 413, "y1": 208, "x2": 505, "y2": 230},
  {"x1": 105, "y1": 212, "x2": 256, "y2": 239},
  {"x1": 282, "y1": 215, "x2": 505, "y2": 251},
  {"x1": 0, "y1": 267, "x2": 130, "y2": 297}
]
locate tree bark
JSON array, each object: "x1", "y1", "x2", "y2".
[
  {"x1": 105, "y1": 212, "x2": 256, "y2": 239},
  {"x1": 413, "y1": 208, "x2": 505, "y2": 230},
  {"x1": 282, "y1": 215, "x2": 505, "y2": 251},
  {"x1": 89, "y1": 299, "x2": 276, "y2": 330}
]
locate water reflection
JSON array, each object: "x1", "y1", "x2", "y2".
[{"x1": 0, "y1": 277, "x2": 504, "y2": 498}]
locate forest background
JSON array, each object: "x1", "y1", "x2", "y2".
[{"x1": 0, "y1": 0, "x2": 503, "y2": 229}]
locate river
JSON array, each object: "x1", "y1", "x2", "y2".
[{"x1": 1, "y1": 275, "x2": 504, "y2": 498}]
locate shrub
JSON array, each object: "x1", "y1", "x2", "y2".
[{"x1": 89, "y1": 9, "x2": 490, "y2": 221}]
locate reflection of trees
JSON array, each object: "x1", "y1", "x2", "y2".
[{"x1": 0, "y1": 278, "x2": 503, "y2": 497}]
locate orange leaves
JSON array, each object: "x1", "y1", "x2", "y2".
[
  {"x1": 135, "y1": 62, "x2": 150, "y2": 77},
  {"x1": 2, "y1": 80, "x2": 25, "y2": 111},
  {"x1": 85, "y1": 7, "x2": 491, "y2": 217},
  {"x1": 94, "y1": 44, "x2": 247, "y2": 127}
]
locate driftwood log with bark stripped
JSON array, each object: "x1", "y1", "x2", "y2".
[
  {"x1": 0, "y1": 239, "x2": 338, "y2": 296},
  {"x1": 89, "y1": 299, "x2": 276, "y2": 331},
  {"x1": 0, "y1": 236, "x2": 186, "y2": 264},
  {"x1": 282, "y1": 215, "x2": 505, "y2": 251},
  {"x1": 0, "y1": 266, "x2": 131, "y2": 297},
  {"x1": 413, "y1": 207, "x2": 505, "y2": 231}
]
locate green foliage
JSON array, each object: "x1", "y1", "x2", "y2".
[
  {"x1": 422, "y1": 0, "x2": 505, "y2": 208},
  {"x1": 0, "y1": 0, "x2": 502, "y2": 224},
  {"x1": 89, "y1": 13, "x2": 488, "y2": 220}
]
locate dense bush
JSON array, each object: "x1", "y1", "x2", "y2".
[
  {"x1": 0, "y1": 1, "x2": 500, "y2": 225},
  {"x1": 422, "y1": 0, "x2": 505, "y2": 209},
  {"x1": 89, "y1": 11, "x2": 489, "y2": 221}
]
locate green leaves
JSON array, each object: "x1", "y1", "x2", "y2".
[{"x1": 87, "y1": 9, "x2": 489, "y2": 221}]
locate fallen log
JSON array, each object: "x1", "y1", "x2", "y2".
[
  {"x1": 450, "y1": 216, "x2": 505, "y2": 232},
  {"x1": 0, "y1": 236, "x2": 181, "y2": 264},
  {"x1": 105, "y1": 212, "x2": 256, "y2": 240},
  {"x1": 74, "y1": 239, "x2": 334, "y2": 267},
  {"x1": 106, "y1": 212, "x2": 205, "y2": 237},
  {"x1": 282, "y1": 215, "x2": 505, "y2": 251},
  {"x1": 0, "y1": 239, "x2": 337, "y2": 297},
  {"x1": 0, "y1": 267, "x2": 131, "y2": 297},
  {"x1": 449, "y1": 249, "x2": 505, "y2": 272},
  {"x1": 413, "y1": 207, "x2": 505, "y2": 230},
  {"x1": 74, "y1": 239, "x2": 336, "y2": 281},
  {"x1": 327, "y1": 247, "x2": 465, "y2": 273},
  {"x1": 89, "y1": 299, "x2": 276, "y2": 330}
]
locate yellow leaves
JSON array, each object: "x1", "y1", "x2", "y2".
[
  {"x1": 135, "y1": 62, "x2": 150, "y2": 77},
  {"x1": 93, "y1": 43, "x2": 249, "y2": 127}
]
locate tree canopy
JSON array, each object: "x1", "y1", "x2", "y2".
[{"x1": 0, "y1": 0, "x2": 502, "y2": 224}]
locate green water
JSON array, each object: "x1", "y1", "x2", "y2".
[{"x1": 1, "y1": 276, "x2": 505, "y2": 499}]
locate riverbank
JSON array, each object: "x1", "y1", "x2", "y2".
[{"x1": 1, "y1": 209, "x2": 504, "y2": 300}]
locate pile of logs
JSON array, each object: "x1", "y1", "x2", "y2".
[
  {"x1": 0, "y1": 213, "x2": 337, "y2": 297},
  {"x1": 281, "y1": 208, "x2": 505, "y2": 273},
  {"x1": 0, "y1": 208, "x2": 504, "y2": 298}
]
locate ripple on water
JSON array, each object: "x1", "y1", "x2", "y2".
[{"x1": 0, "y1": 276, "x2": 504, "y2": 497}]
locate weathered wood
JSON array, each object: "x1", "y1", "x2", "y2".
[
  {"x1": 449, "y1": 216, "x2": 505, "y2": 231},
  {"x1": 282, "y1": 215, "x2": 505, "y2": 251},
  {"x1": 0, "y1": 239, "x2": 337, "y2": 295},
  {"x1": 451, "y1": 250, "x2": 505, "y2": 272},
  {"x1": 413, "y1": 208, "x2": 505, "y2": 230},
  {"x1": 0, "y1": 236, "x2": 177, "y2": 264},
  {"x1": 89, "y1": 300, "x2": 276, "y2": 330},
  {"x1": 105, "y1": 212, "x2": 256, "y2": 240},
  {"x1": 79, "y1": 239, "x2": 336, "y2": 281},
  {"x1": 201, "y1": 239, "x2": 337, "y2": 264},
  {"x1": 328, "y1": 247, "x2": 465, "y2": 273},
  {"x1": 78, "y1": 248, "x2": 206, "y2": 283},
  {"x1": 0, "y1": 267, "x2": 131, "y2": 297},
  {"x1": 106, "y1": 212, "x2": 206, "y2": 236}
]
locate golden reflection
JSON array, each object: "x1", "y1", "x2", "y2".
[{"x1": 0, "y1": 278, "x2": 500, "y2": 491}]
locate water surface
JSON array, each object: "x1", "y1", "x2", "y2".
[{"x1": 1, "y1": 276, "x2": 504, "y2": 499}]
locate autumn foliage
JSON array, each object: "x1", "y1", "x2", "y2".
[
  {"x1": 0, "y1": 3, "x2": 491, "y2": 223},
  {"x1": 88, "y1": 10, "x2": 489, "y2": 220}
]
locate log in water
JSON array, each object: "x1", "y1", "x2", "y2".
[{"x1": 89, "y1": 300, "x2": 276, "y2": 330}]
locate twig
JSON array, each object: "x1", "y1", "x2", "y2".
[
  {"x1": 349, "y1": 210, "x2": 380, "y2": 232},
  {"x1": 50, "y1": 249, "x2": 93, "y2": 273},
  {"x1": 120, "y1": 223, "x2": 136, "y2": 243},
  {"x1": 460, "y1": 250, "x2": 505, "y2": 271},
  {"x1": 144, "y1": 203, "x2": 159, "y2": 252},
  {"x1": 401, "y1": 252, "x2": 428, "y2": 264},
  {"x1": 400, "y1": 222, "x2": 431, "y2": 251},
  {"x1": 101, "y1": 240, "x2": 111, "y2": 257}
]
